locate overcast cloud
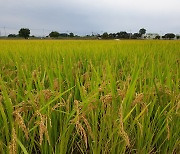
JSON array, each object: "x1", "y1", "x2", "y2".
[{"x1": 0, "y1": 0, "x2": 180, "y2": 36}]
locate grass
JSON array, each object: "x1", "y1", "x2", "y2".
[{"x1": 0, "y1": 40, "x2": 179, "y2": 153}]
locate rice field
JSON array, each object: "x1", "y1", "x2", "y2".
[{"x1": 0, "y1": 40, "x2": 179, "y2": 154}]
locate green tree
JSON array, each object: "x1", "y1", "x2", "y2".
[
  {"x1": 155, "y1": 35, "x2": 160, "y2": 39},
  {"x1": 116, "y1": 31, "x2": 129, "y2": 39},
  {"x1": 108, "y1": 33, "x2": 116, "y2": 39},
  {"x1": 49, "y1": 31, "x2": 60, "y2": 38},
  {"x1": 8, "y1": 34, "x2": 17, "y2": 37},
  {"x1": 164, "y1": 33, "x2": 175, "y2": 40},
  {"x1": 101, "y1": 32, "x2": 109, "y2": 39},
  {"x1": 139, "y1": 28, "x2": 146, "y2": 36},
  {"x1": 69, "y1": 32, "x2": 74, "y2": 37},
  {"x1": 131, "y1": 33, "x2": 141, "y2": 39},
  {"x1": 19, "y1": 28, "x2": 30, "y2": 39}
]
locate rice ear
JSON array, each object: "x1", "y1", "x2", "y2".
[
  {"x1": 119, "y1": 104, "x2": 130, "y2": 147},
  {"x1": 9, "y1": 127, "x2": 17, "y2": 154},
  {"x1": 13, "y1": 110, "x2": 29, "y2": 140}
]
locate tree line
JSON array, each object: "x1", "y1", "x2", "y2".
[
  {"x1": 7, "y1": 28, "x2": 77, "y2": 39},
  {"x1": 7, "y1": 28, "x2": 180, "y2": 40}
]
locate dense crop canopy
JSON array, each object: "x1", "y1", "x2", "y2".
[{"x1": 0, "y1": 40, "x2": 179, "y2": 153}]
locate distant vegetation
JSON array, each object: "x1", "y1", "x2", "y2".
[
  {"x1": 18, "y1": 28, "x2": 30, "y2": 39},
  {"x1": 4, "y1": 28, "x2": 180, "y2": 40}
]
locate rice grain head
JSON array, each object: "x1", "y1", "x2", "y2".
[
  {"x1": 13, "y1": 110, "x2": 29, "y2": 140},
  {"x1": 119, "y1": 104, "x2": 130, "y2": 147},
  {"x1": 76, "y1": 122, "x2": 88, "y2": 149},
  {"x1": 9, "y1": 127, "x2": 17, "y2": 154},
  {"x1": 66, "y1": 93, "x2": 72, "y2": 112},
  {"x1": 81, "y1": 115, "x2": 94, "y2": 139},
  {"x1": 42, "y1": 89, "x2": 52, "y2": 101},
  {"x1": 100, "y1": 94, "x2": 112, "y2": 104},
  {"x1": 166, "y1": 118, "x2": 170, "y2": 140},
  {"x1": 37, "y1": 112, "x2": 50, "y2": 145},
  {"x1": 117, "y1": 89, "x2": 126, "y2": 100},
  {"x1": 53, "y1": 78, "x2": 59, "y2": 91},
  {"x1": 132, "y1": 93, "x2": 144, "y2": 106}
]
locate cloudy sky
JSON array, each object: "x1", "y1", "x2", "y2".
[{"x1": 0, "y1": 0, "x2": 180, "y2": 36}]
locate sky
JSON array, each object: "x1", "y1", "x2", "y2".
[{"x1": 0, "y1": 0, "x2": 180, "y2": 36}]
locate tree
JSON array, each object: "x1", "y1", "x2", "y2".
[
  {"x1": 59, "y1": 33, "x2": 68, "y2": 37},
  {"x1": 49, "y1": 31, "x2": 60, "y2": 38},
  {"x1": 101, "y1": 32, "x2": 109, "y2": 39},
  {"x1": 164, "y1": 33, "x2": 175, "y2": 40},
  {"x1": 176, "y1": 35, "x2": 180, "y2": 39},
  {"x1": 139, "y1": 28, "x2": 146, "y2": 36},
  {"x1": 19, "y1": 28, "x2": 30, "y2": 39},
  {"x1": 108, "y1": 33, "x2": 116, "y2": 39},
  {"x1": 116, "y1": 31, "x2": 129, "y2": 39},
  {"x1": 162, "y1": 35, "x2": 166, "y2": 39},
  {"x1": 131, "y1": 33, "x2": 141, "y2": 39},
  {"x1": 69, "y1": 32, "x2": 74, "y2": 37},
  {"x1": 8, "y1": 34, "x2": 17, "y2": 37},
  {"x1": 155, "y1": 35, "x2": 160, "y2": 39}
]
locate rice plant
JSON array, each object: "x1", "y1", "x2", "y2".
[{"x1": 0, "y1": 40, "x2": 179, "y2": 153}]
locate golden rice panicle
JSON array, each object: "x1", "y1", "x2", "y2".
[
  {"x1": 32, "y1": 70, "x2": 38, "y2": 80},
  {"x1": 176, "y1": 100, "x2": 180, "y2": 114},
  {"x1": 53, "y1": 78, "x2": 59, "y2": 91},
  {"x1": 117, "y1": 89, "x2": 126, "y2": 100},
  {"x1": 74, "y1": 100, "x2": 80, "y2": 116},
  {"x1": 52, "y1": 102, "x2": 64, "y2": 110},
  {"x1": 37, "y1": 112, "x2": 50, "y2": 145},
  {"x1": 137, "y1": 121, "x2": 143, "y2": 136},
  {"x1": 84, "y1": 81, "x2": 90, "y2": 90},
  {"x1": 81, "y1": 115, "x2": 94, "y2": 139},
  {"x1": 9, "y1": 90, "x2": 17, "y2": 102},
  {"x1": 9, "y1": 127, "x2": 17, "y2": 154},
  {"x1": 100, "y1": 94, "x2": 112, "y2": 104},
  {"x1": 76, "y1": 122, "x2": 88, "y2": 149},
  {"x1": 82, "y1": 72, "x2": 89, "y2": 82},
  {"x1": 66, "y1": 93, "x2": 72, "y2": 112},
  {"x1": 166, "y1": 118, "x2": 170, "y2": 140},
  {"x1": 42, "y1": 89, "x2": 52, "y2": 101},
  {"x1": 132, "y1": 93, "x2": 144, "y2": 106},
  {"x1": 74, "y1": 100, "x2": 88, "y2": 148},
  {"x1": 119, "y1": 104, "x2": 130, "y2": 147},
  {"x1": 13, "y1": 110, "x2": 29, "y2": 140},
  {"x1": 82, "y1": 86, "x2": 87, "y2": 95}
]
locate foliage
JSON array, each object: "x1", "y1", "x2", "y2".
[
  {"x1": 49, "y1": 31, "x2": 60, "y2": 38},
  {"x1": 131, "y1": 33, "x2": 141, "y2": 39},
  {"x1": 0, "y1": 40, "x2": 179, "y2": 154},
  {"x1": 163, "y1": 33, "x2": 176, "y2": 40},
  {"x1": 69, "y1": 32, "x2": 74, "y2": 37},
  {"x1": 101, "y1": 32, "x2": 109, "y2": 39},
  {"x1": 18, "y1": 28, "x2": 30, "y2": 39},
  {"x1": 139, "y1": 28, "x2": 146, "y2": 36},
  {"x1": 108, "y1": 33, "x2": 116, "y2": 39},
  {"x1": 155, "y1": 35, "x2": 160, "y2": 39},
  {"x1": 117, "y1": 31, "x2": 130, "y2": 39},
  {"x1": 8, "y1": 34, "x2": 17, "y2": 37},
  {"x1": 59, "y1": 33, "x2": 68, "y2": 37}
]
